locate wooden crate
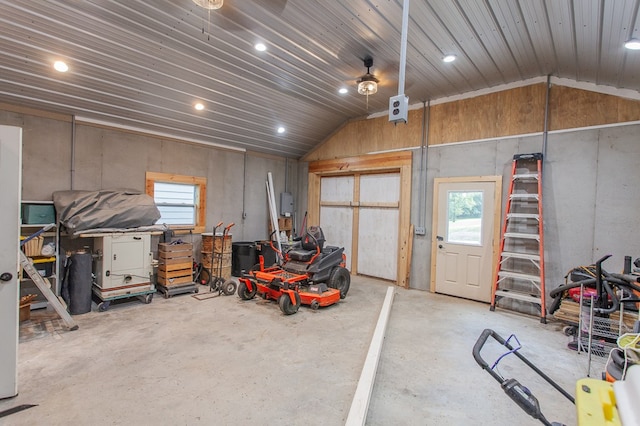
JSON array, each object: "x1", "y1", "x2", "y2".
[
  {"x1": 158, "y1": 243, "x2": 193, "y2": 286},
  {"x1": 157, "y1": 269, "x2": 193, "y2": 286},
  {"x1": 268, "y1": 217, "x2": 293, "y2": 236},
  {"x1": 158, "y1": 242, "x2": 193, "y2": 258}
]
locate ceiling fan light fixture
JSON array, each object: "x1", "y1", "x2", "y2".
[
  {"x1": 624, "y1": 38, "x2": 640, "y2": 50},
  {"x1": 192, "y1": 0, "x2": 223, "y2": 10},
  {"x1": 357, "y1": 75, "x2": 378, "y2": 96}
]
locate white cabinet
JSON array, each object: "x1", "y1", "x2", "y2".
[{"x1": 93, "y1": 233, "x2": 153, "y2": 298}]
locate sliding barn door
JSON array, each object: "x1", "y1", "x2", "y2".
[
  {"x1": 357, "y1": 173, "x2": 400, "y2": 281},
  {"x1": 319, "y1": 176, "x2": 353, "y2": 270},
  {"x1": 318, "y1": 173, "x2": 400, "y2": 281}
]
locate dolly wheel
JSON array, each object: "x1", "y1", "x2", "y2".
[
  {"x1": 278, "y1": 292, "x2": 301, "y2": 315},
  {"x1": 199, "y1": 269, "x2": 211, "y2": 286},
  {"x1": 143, "y1": 293, "x2": 153, "y2": 304},
  {"x1": 223, "y1": 279, "x2": 237, "y2": 296},
  {"x1": 237, "y1": 280, "x2": 257, "y2": 300},
  {"x1": 328, "y1": 267, "x2": 351, "y2": 299}
]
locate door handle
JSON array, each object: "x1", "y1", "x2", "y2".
[
  {"x1": 438, "y1": 245, "x2": 443, "y2": 249},
  {"x1": 0, "y1": 272, "x2": 13, "y2": 282}
]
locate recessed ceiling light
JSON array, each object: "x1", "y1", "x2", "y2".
[
  {"x1": 443, "y1": 55, "x2": 457, "y2": 63},
  {"x1": 338, "y1": 87, "x2": 348, "y2": 94},
  {"x1": 255, "y1": 43, "x2": 267, "y2": 52},
  {"x1": 277, "y1": 126, "x2": 285, "y2": 134},
  {"x1": 194, "y1": 102, "x2": 204, "y2": 110},
  {"x1": 53, "y1": 60, "x2": 68, "y2": 72},
  {"x1": 624, "y1": 39, "x2": 640, "y2": 50}
]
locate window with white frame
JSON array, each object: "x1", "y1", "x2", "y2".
[
  {"x1": 154, "y1": 182, "x2": 196, "y2": 225},
  {"x1": 146, "y1": 172, "x2": 207, "y2": 233}
]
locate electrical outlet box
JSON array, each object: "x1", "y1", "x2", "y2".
[
  {"x1": 415, "y1": 226, "x2": 426, "y2": 236},
  {"x1": 389, "y1": 94, "x2": 409, "y2": 124}
]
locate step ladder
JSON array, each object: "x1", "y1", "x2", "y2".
[
  {"x1": 20, "y1": 250, "x2": 78, "y2": 331},
  {"x1": 490, "y1": 153, "x2": 546, "y2": 323}
]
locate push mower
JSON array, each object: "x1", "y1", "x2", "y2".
[{"x1": 237, "y1": 226, "x2": 350, "y2": 315}]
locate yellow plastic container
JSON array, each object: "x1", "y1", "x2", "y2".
[{"x1": 575, "y1": 378, "x2": 621, "y2": 425}]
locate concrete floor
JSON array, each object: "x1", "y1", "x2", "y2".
[{"x1": 1, "y1": 276, "x2": 589, "y2": 425}]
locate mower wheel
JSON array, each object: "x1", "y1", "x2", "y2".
[
  {"x1": 278, "y1": 292, "x2": 301, "y2": 315},
  {"x1": 223, "y1": 279, "x2": 237, "y2": 296},
  {"x1": 310, "y1": 299, "x2": 320, "y2": 310},
  {"x1": 328, "y1": 267, "x2": 351, "y2": 299},
  {"x1": 237, "y1": 280, "x2": 257, "y2": 300}
]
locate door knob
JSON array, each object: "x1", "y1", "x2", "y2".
[
  {"x1": 438, "y1": 245, "x2": 443, "y2": 249},
  {"x1": 0, "y1": 272, "x2": 13, "y2": 282}
]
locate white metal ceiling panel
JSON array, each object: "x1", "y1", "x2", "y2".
[{"x1": 0, "y1": 0, "x2": 639, "y2": 158}]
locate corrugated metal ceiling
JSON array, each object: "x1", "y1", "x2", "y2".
[{"x1": 0, "y1": 0, "x2": 639, "y2": 158}]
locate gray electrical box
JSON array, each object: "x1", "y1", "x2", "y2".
[
  {"x1": 389, "y1": 94, "x2": 409, "y2": 124},
  {"x1": 280, "y1": 192, "x2": 293, "y2": 216}
]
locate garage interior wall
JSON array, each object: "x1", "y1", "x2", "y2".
[
  {"x1": 305, "y1": 82, "x2": 640, "y2": 304},
  {"x1": 0, "y1": 106, "x2": 298, "y2": 252}
]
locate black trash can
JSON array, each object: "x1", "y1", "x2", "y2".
[
  {"x1": 255, "y1": 240, "x2": 277, "y2": 267},
  {"x1": 232, "y1": 242, "x2": 256, "y2": 276},
  {"x1": 67, "y1": 252, "x2": 93, "y2": 315}
]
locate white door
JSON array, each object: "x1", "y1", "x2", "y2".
[
  {"x1": 0, "y1": 125, "x2": 22, "y2": 398},
  {"x1": 432, "y1": 178, "x2": 500, "y2": 303}
]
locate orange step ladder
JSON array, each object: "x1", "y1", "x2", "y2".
[{"x1": 490, "y1": 153, "x2": 546, "y2": 323}]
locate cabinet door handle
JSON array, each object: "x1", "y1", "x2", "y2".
[{"x1": 133, "y1": 236, "x2": 141, "y2": 240}]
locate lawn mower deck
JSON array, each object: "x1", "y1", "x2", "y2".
[
  {"x1": 237, "y1": 226, "x2": 350, "y2": 315},
  {"x1": 250, "y1": 267, "x2": 341, "y2": 309}
]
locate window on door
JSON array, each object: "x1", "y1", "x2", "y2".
[
  {"x1": 145, "y1": 172, "x2": 207, "y2": 233},
  {"x1": 446, "y1": 190, "x2": 483, "y2": 245}
]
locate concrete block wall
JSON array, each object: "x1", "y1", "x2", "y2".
[{"x1": 0, "y1": 110, "x2": 298, "y2": 247}]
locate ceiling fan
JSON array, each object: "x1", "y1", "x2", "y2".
[
  {"x1": 192, "y1": 0, "x2": 288, "y2": 34},
  {"x1": 357, "y1": 56, "x2": 380, "y2": 109}
]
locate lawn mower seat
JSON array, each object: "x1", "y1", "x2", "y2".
[{"x1": 288, "y1": 226, "x2": 325, "y2": 262}]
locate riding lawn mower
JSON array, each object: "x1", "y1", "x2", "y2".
[{"x1": 237, "y1": 226, "x2": 350, "y2": 315}]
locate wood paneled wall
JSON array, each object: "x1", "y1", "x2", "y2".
[
  {"x1": 429, "y1": 84, "x2": 547, "y2": 145},
  {"x1": 304, "y1": 109, "x2": 424, "y2": 161},
  {"x1": 305, "y1": 83, "x2": 640, "y2": 161},
  {"x1": 549, "y1": 85, "x2": 640, "y2": 130}
]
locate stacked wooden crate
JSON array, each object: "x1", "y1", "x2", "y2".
[
  {"x1": 201, "y1": 233, "x2": 232, "y2": 279},
  {"x1": 157, "y1": 243, "x2": 194, "y2": 287}
]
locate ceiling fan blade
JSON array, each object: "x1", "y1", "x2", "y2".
[{"x1": 252, "y1": 0, "x2": 288, "y2": 15}]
